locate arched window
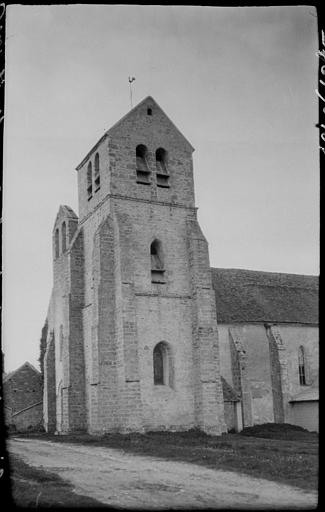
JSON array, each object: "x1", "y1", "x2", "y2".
[
  {"x1": 55, "y1": 228, "x2": 60, "y2": 259},
  {"x1": 298, "y1": 346, "x2": 306, "y2": 385},
  {"x1": 61, "y1": 222, "x2": 67, "y2": 253},
  {"x1": 87, "y1": 161, "x2": 92, "y2": 199},
  {"x1": 153, "y1": 342, "x2": 173, "y2": 387},
  {"x1": 156, "y1": 148, "x2": 169, "y2": 188},
  {"x1": 150, "y1": 239, "x2": 165, "y2": 283},
  {"x1": 136, "y1": 144, "x2": 150, "y2": 184},
  {"x1": 94, "y1": 153, "x2": 100, "y2": 191}
]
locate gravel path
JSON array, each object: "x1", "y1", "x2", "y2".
[{"x1": 9, "y1": 438, "x2": 317, "y2": 509}]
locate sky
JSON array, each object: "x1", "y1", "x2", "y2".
[{"x1": 3, "y1": 5, "x2": 319, "y2": 373}]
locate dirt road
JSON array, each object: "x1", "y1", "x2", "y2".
[{"x1": 9, "y1": 438, "x2": 317, "y2": 509}]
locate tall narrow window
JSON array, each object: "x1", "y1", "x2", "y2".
[
  {"x1": 59, "y1": 325, "x2": 64, "y2": 362},
  {"x1": 61, "y1": 222, "x2": 67, "y2": 253},
  {"x1": 55, "y1": 228, "x2": 60, "y2": 258},
  {"x1": 150, "y1": 239, "x2": 165, "y2": 283},
  {"x1": 136, "y1": 144, "x2": 150, "y2": 184},
  {"x1": 94, "y1": 153, "x2": 100, "y2": 191},
  {"x1": 298, "y1": 346, "x2": 306, "y2": 385},
  {"x1": 153, "y1": 343, "x2": 164, "y2": 385},
  {"x1": 87, "y1": 161, "x2": 92, "y2": 200},
  {"x1": 153, "y1": 342, "x2": 173, "y2": 387},
  {"x1": 156, "y1": 148, "x2": 170, "y2": 188}
]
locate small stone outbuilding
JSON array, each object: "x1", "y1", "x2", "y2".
[{"x1": 3, "y1": 362, "x2": 43, "y2": 432}]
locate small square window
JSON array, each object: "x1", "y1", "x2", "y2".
[{"x1": 147, "y1": 108, "x2": 152, "y2": 116}]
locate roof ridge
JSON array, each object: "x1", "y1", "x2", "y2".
[{"x1": 211, "y1": 267, "x2": 319, "y2": 279}]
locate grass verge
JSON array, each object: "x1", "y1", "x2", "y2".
[{"x1": 13, "y1": 424, "x2": 318, "y2": 492}]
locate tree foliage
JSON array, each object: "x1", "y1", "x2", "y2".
[{"x1": 39, "y1": 319, "x2": 48, "y2": 383}]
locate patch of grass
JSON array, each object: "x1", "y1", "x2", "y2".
[
  {"x1": 9, "y1": 453, "x2": 107, "y2": 508},
  {"x1": 13, "y1": 424, "x2": 318, "y2": 492}
]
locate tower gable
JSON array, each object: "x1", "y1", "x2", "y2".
[
  {"x1": 76, "y1": 97, "x2": 196, "y2": 221},
  {"x1": 105, "y1": 96, "x2": 194, "y2": 153},
  {"x1": 52, "y1": 205, "x2": 78, "y2": 261}
]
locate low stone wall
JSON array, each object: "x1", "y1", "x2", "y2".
[{"x1": 9, "y1": 402, "x2": 43, "y2": 432}]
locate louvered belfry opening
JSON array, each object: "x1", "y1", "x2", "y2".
[
  {"x1": 94, "y1": 153, "x2": 100, "y2": 191},
  {"x1": 55, "y1": 228, "x2": 60, "y2": 259},
  {"x1": 156, "y1": 148, "x2": 170, "y2": 188},
  {"x1": 136, "y1": 144, "x2": 150, "y2": 184},
  {"x1": 61, "y1": 222, "x2": 67, "y2": 253},
  {"x1": 87, "y1": 161, "x2": 93, "y2": 199}
]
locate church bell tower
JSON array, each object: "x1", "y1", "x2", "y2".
[{"x1": 46, "y1": 96, "x2": 226, "y2": 435}]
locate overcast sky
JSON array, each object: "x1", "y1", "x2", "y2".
[{"x1": 3, "y1": 5, "x2": 319, "y2": 373}]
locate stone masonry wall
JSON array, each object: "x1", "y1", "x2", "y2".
[
  {"x1": 228, "y1": 327, "x2": 253, "y2": 427},
  {"x1": 87, "y1": 215, "x2": 125, "y2": 432},
  {"x1": 43, "y1": 332, "x2": 56, "y2": 432},
  {"x1": 4, "y1": 365, "x2": 42, "y2": 414},
  {"x1": 67, "y1": 229, "x2": 86, "y2": 431},
  {"x1": 227, "y1": 325, "x2": 274, "y2": 425},
  {"x1": 277, "y1": 324, "x2": 318, "y2": 396},
  {"x1": 11, "y1": 402, "x2": 43, "y2": 432},
  {"x1": 52, "y1": 224, "x2": 69, "y2": 432},
  {"x1": 265, "y1": 324, "x2": 287, "y2": 423},
  {"x1": 107, "y1": 99, "x2": 195, "y2": 208},
  {"x1": 50, "y1": 209, "x2": 87, "y2": 433},
  {"x1": 187, "y1": 219, "x2": 226, "y2": 434},
  {"x1": 266, "y1": 324, "x2": 318, "y2": 424},
  {"x1": 219, "y1": 323, "x2": 318, "y2": 427},
  {"x1": 77, "y1": 136, "x2": 111, "y2": 223},
  {"x1": 243, "y1": 325, "x2": 274, "y2": 425}
]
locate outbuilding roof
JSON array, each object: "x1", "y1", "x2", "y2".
[
  {"x1": 3, "y1": 362, "x2": 41, "y2": 383},
  {"x1": 211, "y1": 268, "x2": 318, "y2": 325}
]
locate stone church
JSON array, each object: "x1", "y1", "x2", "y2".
[{"x1": 43, "y1": 96, "x2": 318, "y2": 435}]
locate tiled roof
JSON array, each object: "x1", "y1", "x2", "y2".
[
  {"x1": 289, "y1": 388, "x2": 319, "y2": 402},
  {"x1": 211, "y1": 268, "x2": 318, "y2": 325}
]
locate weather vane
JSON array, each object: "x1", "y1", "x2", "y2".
[{"x1": 128, "y1": 76, "x2": 136, "y2": 109}]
